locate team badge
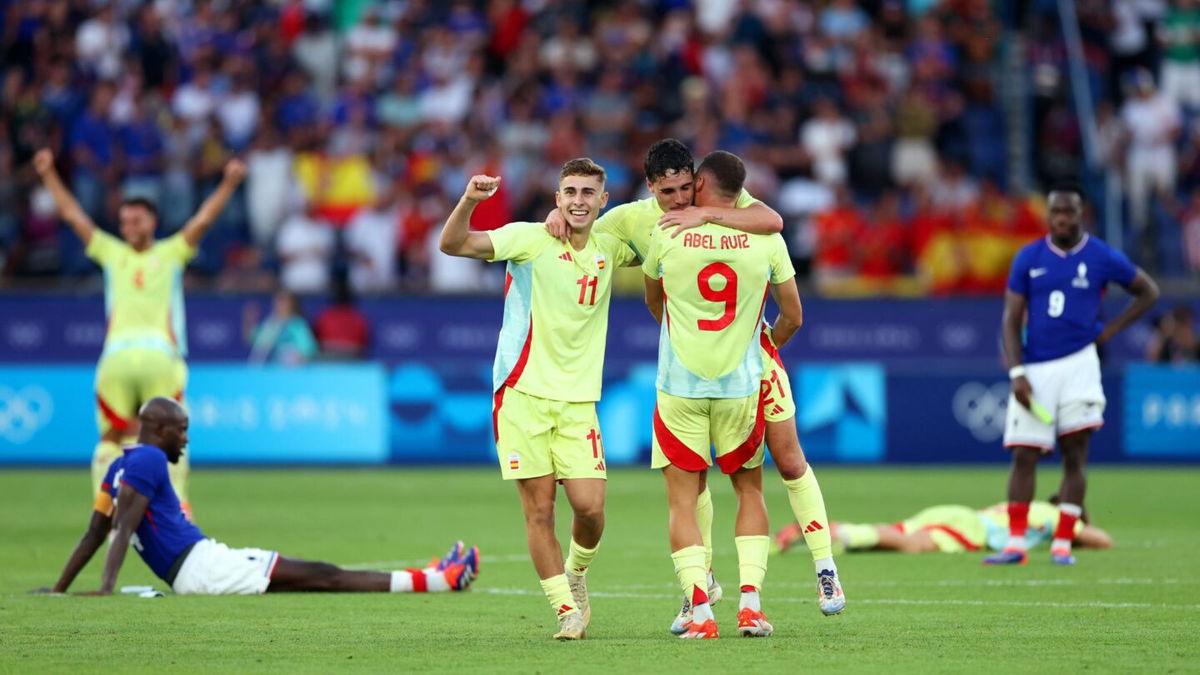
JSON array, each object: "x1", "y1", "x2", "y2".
[
  {"x1": 1072, "y1": 262, "x2": 1089, "y2": 288},
  {"x1": 595, "y1": 254, "x2": 606, "y2": 270},
  {"x1": 508, "y1": 453, "x2": 520, "y2": 470}
]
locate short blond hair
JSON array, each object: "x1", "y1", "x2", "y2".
[{"x1": 559, "y1": 157, "x2": 606, "y2": 185}]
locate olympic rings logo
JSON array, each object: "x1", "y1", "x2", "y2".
[
  {"x1": 0, "y1": 385, "x2": 54, "y2": 444},
  {"x1": 952, "y1": 382, "x2": 1009, "y2": 443}
]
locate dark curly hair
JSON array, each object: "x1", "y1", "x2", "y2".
[{"x1": 643, "y1": 138, "x2": 694, "y2": 183}]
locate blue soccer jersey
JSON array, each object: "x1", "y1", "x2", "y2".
[
  {"x1": 102, "y1": 445, "x2": 205, "y2": 581},
  {"x1": 1007, "y1": 234, "x2": 1137, "y2": 363}
]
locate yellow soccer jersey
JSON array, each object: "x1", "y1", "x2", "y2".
[
  {"x1": 979, "y1": 501, "x2": 1082, "y2": 550},
  {"x1": 594, "y1": 189, "x2": 758, "y2": 261},
  {"x1": 487, "y1": 222, "x2": 636, "y2": 402},
  {"x1": 86, "y1": 230, "x2": 196, "y2": 356},
  {"x1": 643, "y1": 225, "x2": 794, "y2": 398}
]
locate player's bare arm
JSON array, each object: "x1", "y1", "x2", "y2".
[
  {"x1": 32, "y1": 148, "x2": 97, "y2": 246},
  {"x1": 657, "y1": 201, "x2": 783, "y2": 238},
  {"x1": 1002, "y1": 289, "x2": 1033, "y2": 410},
  {"x1": 31, "y1": 509, "x2": 114, "y2": 595},
  {"x1": 89, "y1": 483, "x2": 151, "y2": 596},
  {"x1": 181, "y1": 159, "x2": 248, "y2": 247},
  {"x1": 544, "y1": 207, "x2": 570, "y2": 243},
  {"x1": 1095, "y1": 269, "x2": 1160, "y2": 345},
  {"x1": 439, "y1": 175, "x2": 500, "y2": 260},
  {"x1": 644, "y1": 276, "x2": 664, "y2": 324},
  {"x1": 768, "y1": 278, "x2": 803, "y2": 348}
]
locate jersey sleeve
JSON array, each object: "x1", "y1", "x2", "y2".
[
  {"x1": 486, "y1": 222, "x2": 548, "y2": 263},
  {"x1": 84, "y1": 229, "x2": 125, "y2": 266},
  {"x1": 120, "y1": 451, "x2": 166, "y2": 501},
  {"x1": 735, "y1": 189, "x2": 759, "y2": 209},
  {"x1": 641, "y1": 228, "x2": 663, "y2": 280},
  {"x1": 1105, "y1": 244, "x2": 1137, "y2": 287},
  {"x1": 93, "y1": 462, "x2": 120, "y2": 515},
  {"x1": 1006, "y1": 246, "x2": 1033, "y2": 296},
  {"x1": 157, "y1": 232, "x2": 198, "y2": 265},
  {"x1": 767, "y1": 234, "x2": 796, "y2": 284},
  {"x1": 593, "y1": 204, "x2": 629, "y2": 242}
]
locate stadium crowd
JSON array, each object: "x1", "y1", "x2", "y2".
[{"x1": 1, "y1": 0, "x2": 1198, "y2": 295}]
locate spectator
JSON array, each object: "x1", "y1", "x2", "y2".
[
  {"x1": 801, "y1": 97, "x2": 856, "y2": 186},
  {"x1": 343, "y1": 7, "x2": 398, "y2": 85},
  {"x1": 892, "y1": 86, "x2": 940, "y2": 187},
  {"x1": 1159, "y1": 0, "x2": 1200, "y2": 112},
  {"x1": 314, "y1": 276, "x2": 371, "y2": 360},
  {"x1": 171, "y1": 64, "x2": 217, "y2": 147},
  {"x1": 1120, "y1": 70, "x2": 1182, "y2": 237},
  {"x1": 216, "y1": 70, "x2": 261, "y2": 152},
  {"x1": 75, "y1": 4, "x2": 129, "y2": 81},
  {"x1": 69, "y1": 84, "x2": 118, "y2": 222},
  {"x1": 276, "y1": 203, "x2": 335, "y2": 294},
  {"x1": 245, "y1": 291, "x2": 319, "y2": 365},
  {"x1": 1145, "y1": 305, "x2": 1200, "y2": 363},
  {"x1": 117, "y1": 94, "x2": 165, "y2": 206},
  {"x1": 813, "y1": 184, "x2": 868, "y2": 285},
  {"x1": 345, "y1": 184, "x2": 401, "y2": 293},
  {"x1": 245, "y1": 128, "x2": 295, "y2": 249}
]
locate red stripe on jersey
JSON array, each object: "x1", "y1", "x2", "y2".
[
  {"x1": 715, "y1": 389, "x2": 768, "y2": 474},
  {"x1": 97, "y1": 395, "x2": 132, "y2": 432},
  {"x1": 492, "y1": 387, "x2": 508, "y2": 444},
  {"x1": 502, "y1": 318, "x2": 533, "y2": 390},
  {"x1": 759, "y1": 326, "x2": 785, "y2": 371},
  {"x1": 922, "y1": 524, "x2": 980, "y2": 551},
  {"x1": 653, "y1": 405, "x2": 709, "y2": 472},
  {"x1": 503, "y1": 271, "x2": 513, "y2": 298},
  {"x1": 406, "y1": 568, "x2": 428, "y2": 592}
]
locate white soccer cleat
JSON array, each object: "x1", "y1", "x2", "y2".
[
  {"x1": 668, "y1": 577, "x2": 724, "y2": 634},
  {"x1": 554, "y1": 609, "x2": 587, "y2": 640},
  {"x1": 567, "y1": 573, "x2": 591, "y2": 627},
  {"x1": 817, "y1": 568, "x2": 846, "y2": 616}
]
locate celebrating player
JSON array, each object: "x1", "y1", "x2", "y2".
[
  {"x1": 985, "y1": 184, "x2": 1158, "y2": 566},
  {"x1": 777, "y1": 500, "x2": 1112, "y2": 555},
  {"x1": 35, "y1": 398, "x2": 480, "y2": 596},
  {"x1": 553, "y1": 140, "x2": 845, "y2": 627},
  {"x1": 643, "y1": 151, "x2": 803, "y2": 639},
  {"x1": 32, "y1": 148, "x2": 247, "y2": 516},
  {"x1": 438, "y1": 159, "x2": 637, "y2": 640}
]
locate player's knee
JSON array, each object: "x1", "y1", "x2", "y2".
[
  {"x1": 572, "y1": 501, "x2": 604, "y2": 528},
  {"x1": 774, "y1": 454, "x2": 807, "y2": 481},
  {"x1": 523, "y1": 502, "x2": 556, "y2": 532}
]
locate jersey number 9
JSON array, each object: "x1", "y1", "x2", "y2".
[
  {"x1": 697, "y1": 262, "x2": 737, "y2": 331},
  {"x1": 1047, "y1": 290, "x2": 1065, "y2": 318}
]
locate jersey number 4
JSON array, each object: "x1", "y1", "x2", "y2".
[{"x1": 697, "y1": 262, "x2": 737, "y2": 331}]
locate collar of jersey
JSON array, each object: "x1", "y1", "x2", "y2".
[{"x1": 1045, "y1": 233, "x2": 1089, "y2": 257}]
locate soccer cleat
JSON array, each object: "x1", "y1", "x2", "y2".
[
  {"x1": 1050, "y1": 551, "x2": 1077, "y2": 566},
  {"x1": 432, "y1": 541, "x2": 465, "y2": 571},
  {"x1": 817, "y1": 569, "x2": 845, "y2": 616},
  {"x1": 567, "y1": 573, "x2": 591, "y2": 627},
  {"x1": 442, "y1": 545, "x2": 479, "y2": 591},
  {"x1": 736, "y1": 607, "x2": 774, "y2": 637},
  {"x1": 774, "y1": 522, "x2": 805, "y2": 553},
  {"x1": 553, "y1": 609, "x2": 587, "y2": 640},
  {"x1": 982, "y1": 549, "x2": 1028, "y2": 566},
  {"x1": 668, "y1": 577, "x2": 724, "y2": 635},
  {"x1": 678, "y1": 618, "x2": 719, "y2": 639}
]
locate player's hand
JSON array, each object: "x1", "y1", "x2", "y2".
[
  {"x1": 462, "y1": 175, "x2": 501, "y2": 203},
  {"x1": 544, "y1": 208, "x2": 569, "y2": 242},
  {"x1": 1011, "y1": 376, "x2": 1033, "y2": 411},
  {"x1": 223, "y1": 159, "x2": 248, "y2": 185},
  {"x1": 32, "y1": 149, "x2": 55, "y2": 177},
  {"x1": 657, "y1": 207, "x2": 707, "y2": 238}
]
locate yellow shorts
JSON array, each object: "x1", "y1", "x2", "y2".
[
  {"x1": 492, "y1": 386, "x2": 606, "y2": 481},
  {"x1": 95, "y1": 347, "x2": 188, "y2": 436},
  {"x1": 897, "y1": 505, "x2": 986, "y2": 553},
  {"x1": 759, "y1": 328, "x2": 795, "y2": 423},
  {"x1": 651, "y1": 390, "x2": 765, "y2": 474}
]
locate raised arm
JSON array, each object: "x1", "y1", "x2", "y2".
[
  {"x1": 33, "y1": 509, "x2": 113, "y2": 594},
  {"x1": 1096, "y1": 268, "x2": 1160, "y2": 345},
  {"x1": 769, "y1": 278, "x2": 803, "y2": 348},
  {"x1": 644, "y1": 276, "x2": 664, "y2": 324},
  {"x1": 181, "y1": 159, "x2": 247, "y2": 247},
  {"x1": 91, "y1": 484, "x2": 151, "y2": 595},
  {"x1": 1002, "y1": 290, "x2": 1033, "y2": 411},
  {"x1": 439, "y1": 175, "x2": 500, "y2": 260},
  {"x1": 658, "y1": 200, "x2": 784, "y2": 238},
  {"x1": 32, "y1": 149, "x2": 97, "y2": 246}
]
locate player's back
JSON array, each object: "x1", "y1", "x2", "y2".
[{"x1": 644, "y1": 224, "x2": 793, "y2": 398}]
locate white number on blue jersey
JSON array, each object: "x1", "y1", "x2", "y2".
[{"x1": 1047, "y1": 290, "x2": 1065, "y2": 318}]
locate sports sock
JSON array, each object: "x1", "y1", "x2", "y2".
[
  {"x1": 539, "y1": 574, "x2": 577, "y2": 617},
  {"x1": 814, "y1": 556, "x2": 837, "y2": 578},
  {"x1": 388, "y1": 569, "x2": 448, "y2": 592},
  {"x1": 696, "y1": 487, "x2": 714, "y2": 572},
  {"x1": 1006, "y1": 501, "x2": 1030, "y2": 551},
  {"x1": 739, "y1": 588, "x2": 761, "y2": 612},
  {"x1": 671, "y1": 545, "x2": 712, "y2": 622},
  {"x1": 782, "y1": 468, "x2": 833, "y2": 561},
  {"x1": 840, "y1": 523, "x2": 881, "y2": 550},
  {"x1": 565, "y1": 539, "x2": 598, "y2": 577},
  {"x1": 91, "y1": 440, "x2": 123, "y2": 495},
  {"x1": 1051, "y1": 503, "x2": 1083, "y2": 554},
  {"x1": 735, "y1": 535, "x2": 769, "y2": 593}
]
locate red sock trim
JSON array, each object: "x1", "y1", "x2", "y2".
[
  {"x1": 691, "y1": 584, "x2": 709, "y2": 607},
  {"x1": 740, "y1": 585, "x2": 758, "y2": 593},
  {"x1": 405, "y1": 568, "x2": 427, "y2": 592},
  {"x1": 1008, "y1": 502, "x2": 1030, "y2": 538},
  {"x1": 1053, "y1": 511, "x2": 1079, "y2": 541}
]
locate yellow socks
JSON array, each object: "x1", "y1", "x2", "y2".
[
  {"x1": 840, "y1": 523, "x2": 881, "y2": 550},
  {"x1": 671, "y1": 545, "x2": 713, "y2": 622},
  {"x1": 539, "y1": 574, "x2": 578, "y2": 616},
  {"x1": 91, "y1": 440, "x2": 122, "y2": 495},
  {"x1": 696, "y1": 486, "x2": 714, "y2": 571},
  {"x1": 735, "y1": 535, "x2": 770, "y2": 591},
  {"x1": 565, "y1": 539, "x2": 598, "y2": 577},
  {"x1": 783, "y1": 468, "x2": 833, "y2": 561}
]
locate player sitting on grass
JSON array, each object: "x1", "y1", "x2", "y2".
[
  {"x1": 643, "y1": 151, "x2": 803, "y2": 639},
  {"x1": 34, "y1": 398, "x2": 479, "y2": 596},
  {"x1": 439, "y1": 160, "x2": 638, "y2": 640},
  {"x1": 776, "y1": 499, "x2": 1112, "y2": 555}
]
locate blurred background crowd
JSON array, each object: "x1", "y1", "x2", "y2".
[{"x1": 2, "y1": 0, "x2": 1199, "y2": 299}]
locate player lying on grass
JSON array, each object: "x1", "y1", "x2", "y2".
[
  {"x1": 34, "y1": 398, "x2": 479, "y2": 596},
  {"x1": 643, "y1": 151, "x2": 804, "y2": 639},
  {"x1": 776, "y1": 500, "x2": 1113, "y2": 555},
  {"x1": 548, "y1": 139, "x2": 844, "y2": 628},
  {"x1": 439, "y1": 159, "x2": 638, "y2": 640}
]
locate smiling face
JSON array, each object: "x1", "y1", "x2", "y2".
[
  {"x1": 556, "y1": 174, "x2": 608, "y2": 230},
  {"x1": 647, "y1": 168, "x2": 695, "y2": 213}
]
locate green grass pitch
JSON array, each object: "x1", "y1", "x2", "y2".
[{"x1": 1, "y1": 466, "x2": 1197, "y2": 673}]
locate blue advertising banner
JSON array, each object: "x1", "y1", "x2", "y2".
[
  {"x1": 1123, "y1": 364, "x2": 1200, "y2": 457},
  {"x1": 0, "y1": 366, "x2": 96, "y2": 463},
  {"x1": 795, "y1": 364, "x2": 887, "y2": 462}
]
